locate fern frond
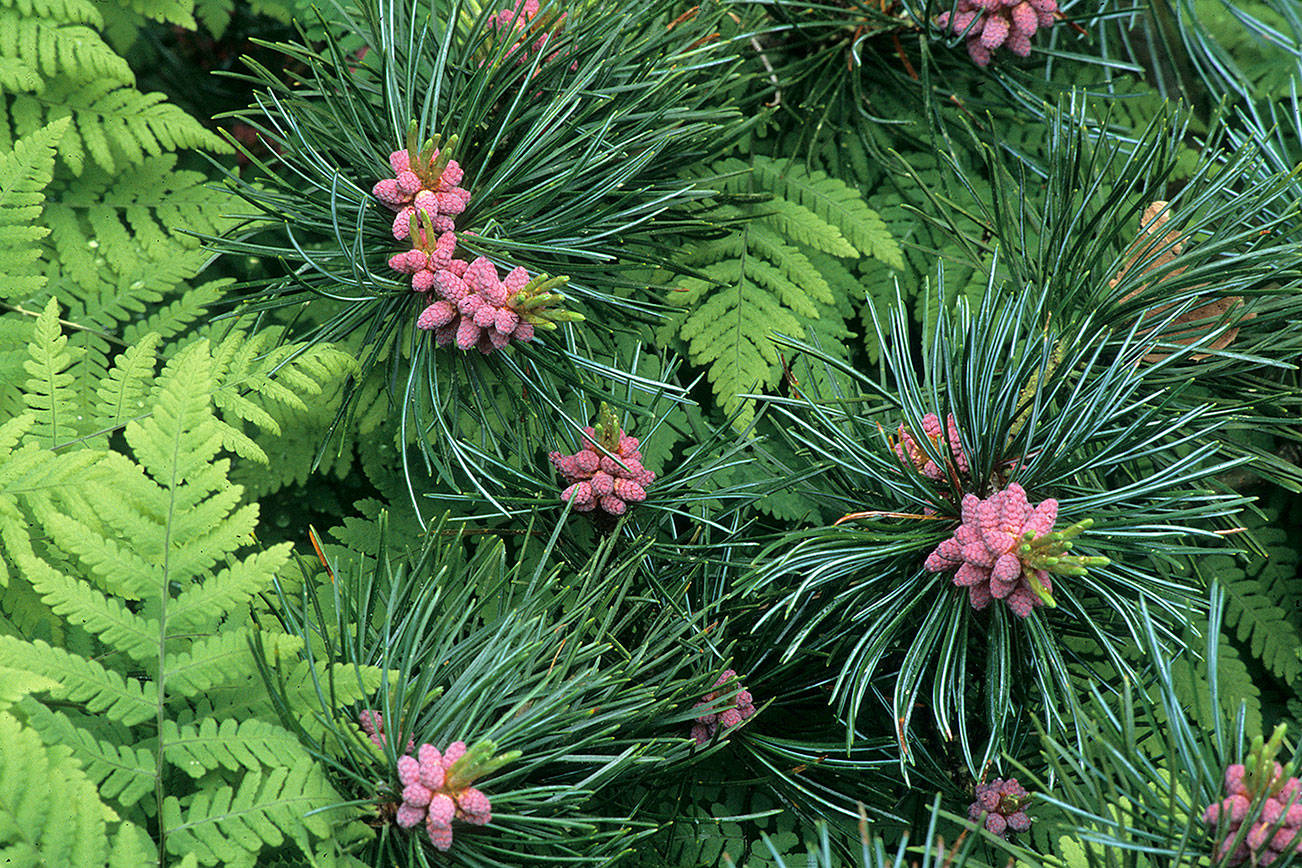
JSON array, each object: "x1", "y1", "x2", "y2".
[
  {"x1": 1171, "y1": 629, "x2": 1264, "y2": 734},
  {"x1": 43, "y1": 504, "x2": 157, "y2": 600},
  {"x1": 1212, "y1": 549, "x2": 1302, "y2": 684},
  {"x1": 122, "y1": 280, "x2": 229, "y2": 347},
  {"x1": 753, "y1": 191, "x2": 859, "y2": 258},
  {"x1": 17, "y1": 544, "x2": 158, "y2": 663},
  {"x1": 211, "y1": 330, "x2": 356, "y2": 413},
  {"x1": 0, "y1": 411, "x2": 96, "y2": 589},
  {"x1": 665, "y1": 155, "x2": 901, "y2": 424},
  {"x1": 2, "y1": 327, "x2": 368, "y2": 863},
  {"x1": 750, "y1": 156, "x2": 903, "y2": 268},
  {"x1": 0, "y1": 56, "x2": 40, "y2": 92},
  {"x1": 0, "y1": 666, "x2": 58, "y2": 708},
  {"x1": 204, "y1": 330, "x2": 355, "y2": 463},
  {"x1": 41, "y1": 451, "x2": 260, "y2": 606},
  {"x1": 168, "y1": 544, "x2": 292, "y2": 635},
  {"x1": 22, "y1": 298, "x2": 83, "y2": 446},
  {"x1": 19, "y1": 702, "x2": 157, "y2": 807},
  {"x1": 194, "y1": 0, "x2": 234, "y2": 37},
  {"x1": 204, "y1": 661, "x2": 385, "y2": 742},
  {"x1": 59, "y1": 154, "x2": 236, "y2": 245},
  {"x1": 161, "y1": 762, "x2": 345, "y2": 866},
  {"x1": 11, "y1": 79, "x2": 229, "y2": 175},
  {"x1": 0, "y1": 636, "x2": 157, "y2": 725},
  {"x1": 35, "y1": 155, "x2": 235, "y2": 384},
  {"x1": 163, "y1": 718, "x2": 312, "y2": 778},
  {"x1": 107, "y1": 821, "x2": 156, "y2": 868},
  {"x1": 112, "y1": 0, "x2": 196, "y2": 27},
  {"x1": 164, "y1": 629, "x2": 271, "y2": 698},
  {"x1": 670, "y1": 231, "x2": 808, "y2": 425},
  {"x1": 0, "y1": 1, "x2": 132, "y2": 87},
  {"x1": 0, "y1": 710, "x2": 115, "y2": 867},
  {"x1": 0, "y1": 119, "x2": 65, "y2": 299},
  {"x1": 92, "y1": 332, "x2": 160, "y2": 434},
  {"x1": 126, "y1": 340, "x2": 220, "y2": 485}
]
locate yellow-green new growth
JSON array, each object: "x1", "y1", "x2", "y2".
[
  {"x1": 592, "y1": 401, "x2": 622, "y2": 452},
  {"x1": 1019, "y1": 518, "x2": 1111, "y2": 578},
  {"x1": 404, "y1": 121, "x2": 461, "y2": 189},
  {"x1": 509, "y1": 273, "x2": 583, "y2": 330},
  {"x1": 443, "y1": 739, "x2": 521, "y2": 792},
  {"x1": 1246, "y1": 723, "x2": 1296, "y2": 797}
]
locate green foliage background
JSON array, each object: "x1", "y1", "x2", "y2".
[{"x1": 2, "y1": 0, "x2": 1302, "y2": 865}]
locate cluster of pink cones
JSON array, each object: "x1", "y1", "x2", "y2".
[
  {"x1": 373, "y1": 125, "x2": 581, "y2": 351},
  {"x1": 937, "y1": 0, "x2": 1059, "y2": 67},
  {"x1": 550, "y1": 403, "x2": 655, "y2": 516}
]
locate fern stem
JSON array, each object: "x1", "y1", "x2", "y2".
[
  {"x1": 1, "y1": 302, "x2": 129, "y2": 347},
  {"x1": 154, "y1": 408, "x2": 184, "y2": 867}
]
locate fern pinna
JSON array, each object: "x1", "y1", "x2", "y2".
[
  {"x1": 0, "y1": 307, "x2": 368, "y2": 867},
  {"x1": 659, "y1": 154, "x2": 902, "y2": 426},
  {"x1": 0, "y1": 0, "x2": 234, "y2": 423}
]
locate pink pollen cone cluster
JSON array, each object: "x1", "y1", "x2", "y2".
[
  {"x1": 489, "y1": 0, "x2": 576, "y2": 70},
  {"x1": 968, "y1": 778, "x2": 1032, "y2": 837},
  {"x1": 550, "y1": 421, "x2": 654, "y2": 516},
  {"x1": 923, "y1": 483, "x2": 1058, "y2": 617},
  {"x1": 396, "y1": 742, "x2": 492, "y2": 852},
  {"x1": 691, "y1": 669, "x2": 756, "y2": 745},
  {"x1": 375, "y1": 127, "x2": 580, "y2": 350},
  {"x1": 495, "y1": 0, "x2": 540, "y2": 28},
  {"x1": 1204, "y1": 763, "x2": 1302, "y2": 865},
  {"x1": 894, "y1": 412, "x2": 970, "y2": 481},
  {"x1": 415, "y1": 254, "x2": 539, "y2": 352},
  {"x1": 493, "y1": 0, "x2": 545, "y2": 54},
  {"x1": 937, "y1": 0, "x2": 1058, "y2": 67},
  {"x1": 373, "y1": 147, "x2": 471, "y2": 240},
  {"x1": 358, "y1": 709, "x2": 415, "y2": 753}
]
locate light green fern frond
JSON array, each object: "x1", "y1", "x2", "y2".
[
  {"x1": 19, "y1": 547, "x2": 159, "y2": 662},
  {"x1": 126, "y1": 338, "x2": 221, "y2": 488},
  {"x1": 111, "y1": 0, "x2": 197, "y2": 27},
  {"x1": 161, "y1": 761, "x2": 344, "y2": 866},
  {"x1": 0, "y1": 710, "x2": 118, "y2": 867},
  {"x1": 0, "y1": 119, "x2": 66, "y2": 299},
  {"x1": 206, "y1": 329, "x2": 357, "y2": 463},
  {"x1": 23, "y1": 297, "x2": 83, "y2": 446},
  {"x1": 165, "y1": 629, "x2": 299, "y2": 698},
  {"x1": 194, "y1": 0, "x2": 235, "y2": 36},
  {"x1": 0, "y1": 56, "x2": 40, "y2": 92},
  {"x1": 0, "y1": 666, "x2": 58, "y2": 708},
  {"x1": 11, "y1": 79, "x2": 229, "y2": 175},
  {"x1": 122, "y1": 280, "x2": 229, "y2": 347},
  {"x1": 0, "y1": 0, "x2": 133, "y2": 89},
  {"x1": 19, "y1": 702, "x2": 157, "y2": 807},
  {"x1": 37, "y1": 155, "x2": 235, "y2": 379},
  {"x1": 202, "y1": 661, "x2": 386, "y2": 743},
  {"x1": 92, "y1": 331, "x2": 159, "y2": 434},
  {"x1": 168, "y1": 544, "x2": 292, "y2": 635},
  {"x1": 0, "y1": 329, "x2": 363, "y2": 860},
  {"x1": 163, "y1": 718, "x2": 314, "y2": 778},
  {"x1": 0, "y1": 410, "x2": 97, "y2": 594},
  {"x1": 0, "y1": 635, "x2": 158, "y2": 725}
]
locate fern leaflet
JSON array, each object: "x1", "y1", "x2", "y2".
[
  {"x1": 0, "y1": 119, "x2": 65, "y2": 299},
  {"x1": 661, "y1": 156, "x2": 900, "y2": 424}
]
